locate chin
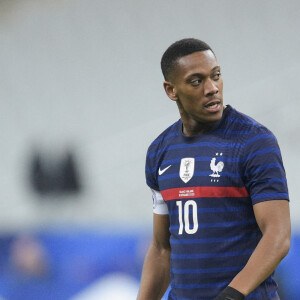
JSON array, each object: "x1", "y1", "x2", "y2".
[{"x1": 206, "y1": 111, "x2": 223, "y2": 122}]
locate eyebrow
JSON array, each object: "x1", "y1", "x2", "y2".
[{"x1": 186, "y1": 65, "x2": 221, "y2": 79}]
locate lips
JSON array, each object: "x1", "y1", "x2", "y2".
[
  {"x1": 204, "y1": 99, "x2": 221, "y2": 107},
  {"x1": 204, "y1": 99, "x2": 222, "y2": 112}
]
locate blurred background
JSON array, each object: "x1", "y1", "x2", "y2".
[{"x1": 0, "y1": 0, "x2": 299, "y2": 299}]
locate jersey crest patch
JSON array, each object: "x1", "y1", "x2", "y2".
[
  {"x1": 180, "y1": 157, "x2": 195, "y2": 183},
  {"x1": 209, "y1": 153, "x2": 224, "y2": 182}
]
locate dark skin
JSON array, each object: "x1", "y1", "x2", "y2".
[
  {"x1": 230, "y1": 200, "x2": 290, "y2": 295},
  {"x1": 137, "y1": 214, "x2": 171, "y2": 300},
  {"x1": 137, "y1": 50, "x2": 291, "y2": 299},
  {"x1": 164, "y1": 50, "x2": 224, "y2": 136}
]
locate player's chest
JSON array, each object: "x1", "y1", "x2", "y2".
[{"x1": 157, "y1": 145, "x2": 241, "y2": 191}]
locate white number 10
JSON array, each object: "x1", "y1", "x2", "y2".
[{"x1": 176, "y1": 200, "x2": 198, "y2": 235}]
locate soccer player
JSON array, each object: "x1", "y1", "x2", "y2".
[{"x1": 137, "y1": 38, "x2": 291, "y2": 300}]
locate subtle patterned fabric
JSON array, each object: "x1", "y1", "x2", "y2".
[{"x1": 145, "y1": 105, "x2": 288, "y2": 299}]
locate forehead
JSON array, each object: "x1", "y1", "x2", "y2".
[{"x1": 173, "y1": 50, "x2": 219, "y2": 80}]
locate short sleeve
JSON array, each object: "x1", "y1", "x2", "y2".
[
  {"x1": 242, "y1": 128, "x2": 289, "y2": 205},
  {"x1": 145, "y1": 146, "x2": 159, "y2": 191}
]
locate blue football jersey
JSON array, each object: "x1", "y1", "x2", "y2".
[{"x1": 145, "y1": 105, "x2": 289, "y2": 300}]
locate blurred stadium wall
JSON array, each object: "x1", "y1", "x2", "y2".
[{"x1": 0, "y1": 0, "x2": 299, "y2": 299}]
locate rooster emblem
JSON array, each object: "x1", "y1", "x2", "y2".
[{"x1": 209, "y1": 154, "x2": 224, "y2": 178}]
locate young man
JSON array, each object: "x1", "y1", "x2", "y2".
[{"x1": 137, "y1": 38, "x2": 291, "y2": 300}]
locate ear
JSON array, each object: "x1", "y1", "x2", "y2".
[{"x1": 163, "y1": 81, "x2": 178, "y2": 101}]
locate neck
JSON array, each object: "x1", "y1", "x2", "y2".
[
  {"x1": 179, "y1": 105, "x2": 226, "y2": 136},
  {"x1": 181, "y1": 119, "x2": 216, "y2": 136}
]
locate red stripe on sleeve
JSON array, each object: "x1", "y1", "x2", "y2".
[{"x1": 161, "y1": 186, "x2": 249, "y2": 201}]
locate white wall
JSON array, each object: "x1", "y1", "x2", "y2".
[{"x1": 0, "y1": 0, "x2": 299, "y2": 230}]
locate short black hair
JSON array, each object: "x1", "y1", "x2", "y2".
[{"x1": 161, "y1": 38, "x2": 214, "y2": 81}]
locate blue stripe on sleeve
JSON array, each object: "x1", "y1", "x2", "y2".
[
  {"x1": 245, "y1": 163, "x2": 284, "y2": 177},
  {"x1": 244, "y1": 134, "x2": 276, "y2": 146},
  {"x1": 265, "y1": 178, "x2": 287, "y2": 183},
  {"x1": 251, "y1": 193, "x2": 289, "y2": 200},
  {"x1": 244, "y1": 148, "x2": 281, "y2": 161}
]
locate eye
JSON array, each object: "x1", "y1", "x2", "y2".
[
  {"x1": 190, "y1": 79, "x2": 202, "y2": 86},
  {"x1": 212, "y1": 72, "x2": 221, "y2": 80}
]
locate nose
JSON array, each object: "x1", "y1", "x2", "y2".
[{"x1": 204, "y1": 78, "x2": 218, "y2": 97}]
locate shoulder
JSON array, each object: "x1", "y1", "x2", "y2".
[
  {"x1": 145, "y1": 120, "x2": 180, "y2": 191},
  {"x1": 147, "y1": 119, "x2": 180, "y2": 157},
  {"x1": 227, "y1": 106, "x2": 276, "y2": 142}
]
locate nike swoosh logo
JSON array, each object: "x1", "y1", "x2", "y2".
[{"x1": 158, "y1": 165, "x2": 172, "y2": 175}]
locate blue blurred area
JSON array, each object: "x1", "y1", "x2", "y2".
[
  {"x1": 0, "y1": 230, "x2": 298, "y2": 300},
  {"x1": 275, "y1": 234, "x2": 300, "y2": 299},
  {"x1": 0, "y1": 228, "x2": 150, "y2": 300}
]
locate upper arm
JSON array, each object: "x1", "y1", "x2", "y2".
[
  {"x1": 253, "y1": 200, "x2": 291, "y2": 240},
  {"x1": 152, "y1": 213, "x2": 171, "y2": 251},
  {"x1": 242, "y1": 128, "x2": 289, "y2": 205},
  {"x1": 150, "y1": 189, "x2": 170, "y2": 250}
]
